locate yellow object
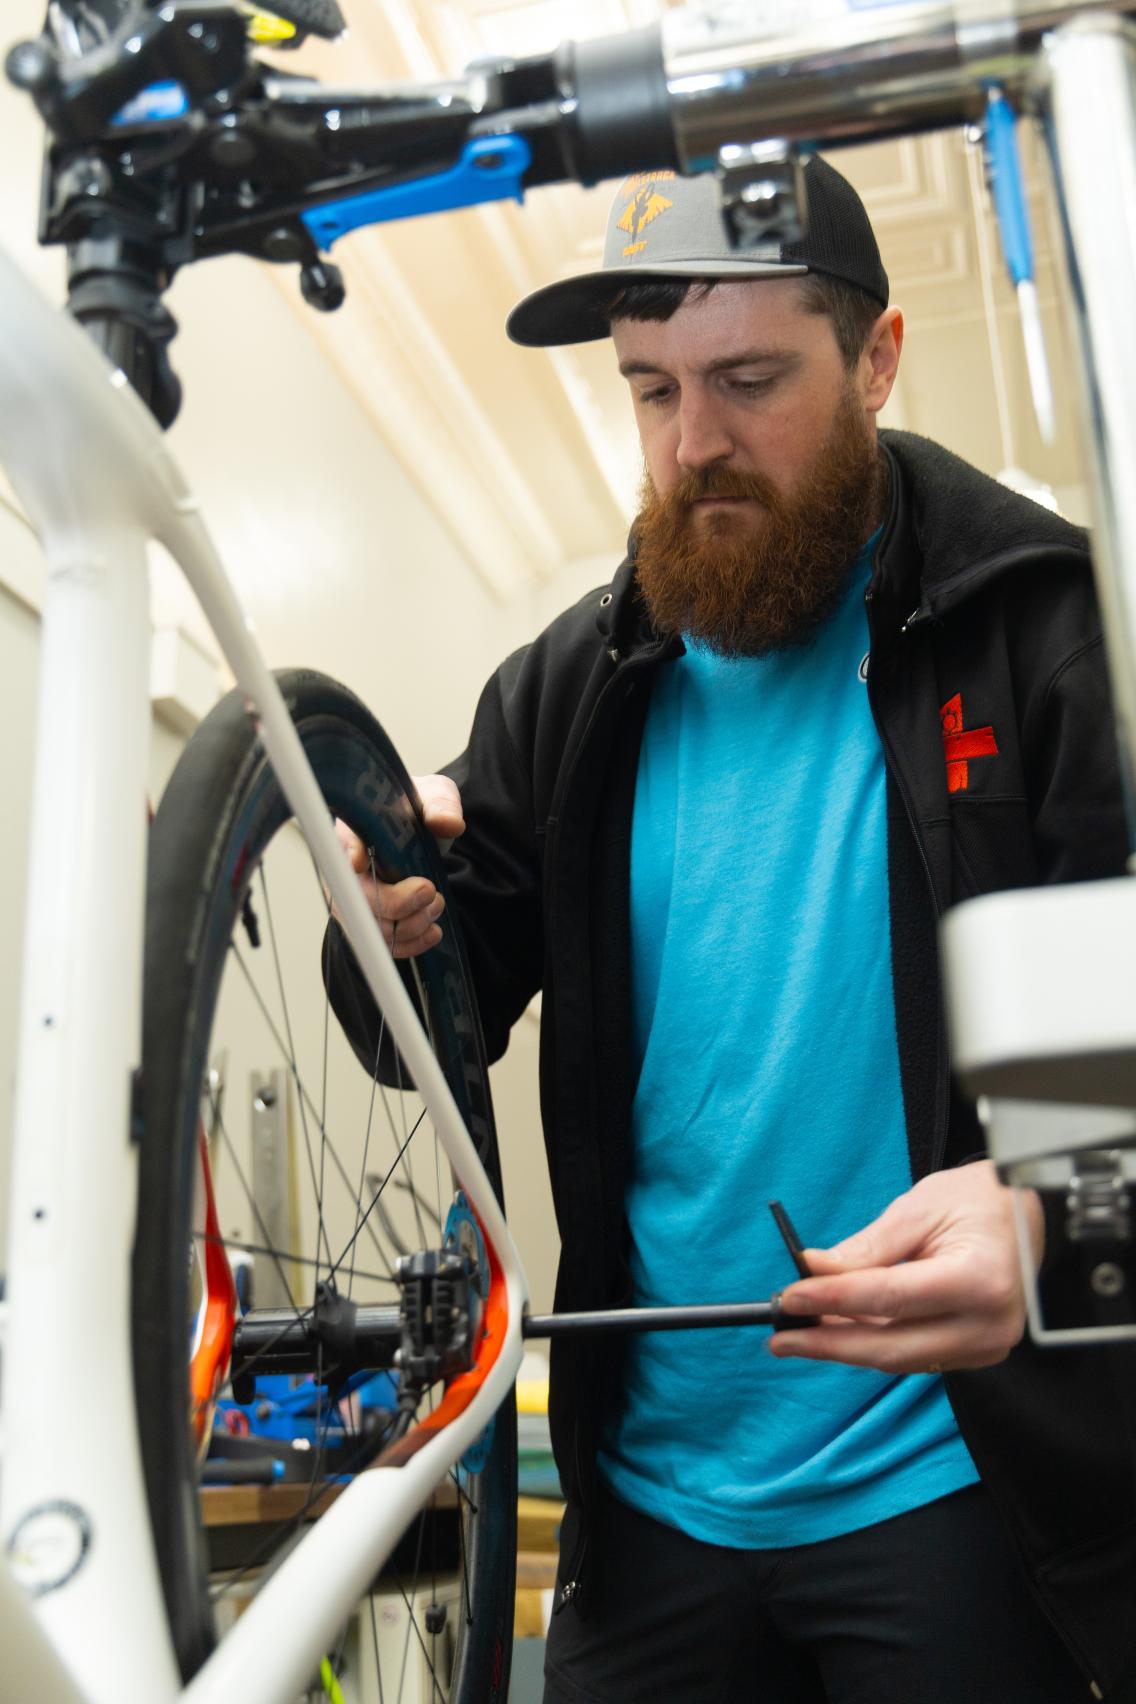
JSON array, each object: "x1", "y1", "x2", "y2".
[
  {"x1": 517, "y1": 1496, "x2": 562, "y2": 1553},
  {"x1": 515, "y1": 1588, "x2": 548, "y2": 1637},
  {"x1": 516, "y1": 1377, "x2": 549, "y2": 1416},
  {"x1": 320, "y1": 1656, "x2": 346, "y2": 1704},
  {"x1": 241, "y1": 7, "x2": 298, "y2": 44}
]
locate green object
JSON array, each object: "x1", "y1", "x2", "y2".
[{"x1": 320, "y1": 1656, "x2": 347, "y2": 1704}]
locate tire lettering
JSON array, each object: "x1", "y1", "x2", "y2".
[{"x1": 354, "y1": 767, "x2": 416, "y2": 850}]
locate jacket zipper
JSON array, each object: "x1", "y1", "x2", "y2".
[
  {"x1": 554, "y1": 1427, "x2": 592, "y2": 1613},
  {"x1": 863, "y1": 585, "x2": 951, "y2": 1174},
  {"x1": 548, "y1": 640, "x2": 667, "y2": 1611}
]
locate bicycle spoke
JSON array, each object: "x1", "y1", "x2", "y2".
[
  {"x1": 230, "y1": 940, "x2": 399, "y2": 1284},
  {"x1": 396, "y1": 1510, "x2": 427, "y2": 1700},
  {"x1": 458, "y1": 1498, "x2": 474, "y2": 1631},
  {"x1": 366, "y1": 1179, "x2": 442, "y2": 1262},
  {"x1": 208, "y1": 1082, "x2": 305, "y2": 1325},
  {"x1": 257, "y1": 864, "x2": 334, "y2": 1282},
  {"x1": 204, "y1": 1088, "x2": 318, "y2": 1402},
  {"x1": 327, "y1": 1106, "x2": 428, "y2": 1286},
  {"x1": 310, "y1": 883, "x2": 449, "y2": 1274},
  {"x1": 345, "y1": 846, "x2": 392, "y2": 1302},
  {"x1": 348, "y1": 860, "x2": 390, "y2": 1297},
  {"x1": 208, "y1": 1421, "x2": 388, "y2": 1606},
  {"x1": 305, "y1": 842, "x2": 337, "y2": 1306},
  {"x1": 348, "y1": 1036, "x2": 387, "y2": 1297},
  {"x1": 368, "y1": 1589, "x2": 387, "y2": 1704},
  {"x1": 389, "y1": 919, "x2": 430, "y2": 1254},
  {"x1": 232, "y1": 908, "x2": 446, "y2": 1297},
  {"x1": 387, "y1": 1511, "x2": 456, "y2": 1702},
  {"x1": 337, "y1": 1381, "x2": 389, "y2": 1703},
  {"x1": 195, "y1": 1231, "x2": 395, "y2": 1292}
]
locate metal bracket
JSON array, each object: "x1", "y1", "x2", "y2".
[
  {"x1": 716, "y1": 139, "x2": 806, "y2": 251},
  {"x1": 250, "y1": 1067, "x2": 294, "y2": 1310},
  {"x1": 1066, "y1": 1149, "x2": 1132, "y2": 1243}
]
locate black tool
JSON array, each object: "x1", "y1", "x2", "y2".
[
  {"x1": 522, "y1": 1204, "x2": 820, "y2": 1338},
  {"x1": 768, "y1": 1199, "x2": 814, "y2": 1279}
]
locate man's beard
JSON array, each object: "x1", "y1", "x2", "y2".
[{"x1": 632, "y1": 387, "x2": 884, "y2": 658}]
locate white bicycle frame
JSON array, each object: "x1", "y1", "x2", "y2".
[{"x1": 0, "y1": 242, "x2": 528, "y2": 1703}]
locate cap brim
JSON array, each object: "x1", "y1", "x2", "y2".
[{"x1": 506, "y1": 259, "x2": 809, "y2": 347}]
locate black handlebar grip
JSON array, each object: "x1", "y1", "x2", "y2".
[
  {"x1": 199, "y1": 1457, "x2": 281, "y2": 1486},
  {"x1": 67, "y1": 254, "x2": 183, "y2": 429},
  {"x1": 559, "y1": 23, "x2": 678, "y2": 188},
  {"x1": 75, "y1": 311, "x2": 182, "y2": 429},
  {"x1": 272, "y1": 0, "x2": 346, "y2": 39}
]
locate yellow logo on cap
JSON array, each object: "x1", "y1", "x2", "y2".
[{"x1": 617, "y1": 173, "x2": 675, "y2": 258}]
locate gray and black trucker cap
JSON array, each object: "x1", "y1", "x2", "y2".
[{"x1": 506, "y1": 155, "x2": 888, "y2": 347}]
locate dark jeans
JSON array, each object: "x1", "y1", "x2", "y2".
[{"x1": 543, "y1": 1482, "x2": 1092, "y2": 1704}]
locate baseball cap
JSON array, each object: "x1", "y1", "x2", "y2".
[{"x1": 506, "y1": 154, "x2": 889, "y2": 347}]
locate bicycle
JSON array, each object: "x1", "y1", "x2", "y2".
[{"x1": 3, "y1": 2, "x2": 1136, "y2": 1702}]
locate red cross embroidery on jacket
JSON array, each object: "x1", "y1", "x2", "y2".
[{"x1": 940, "y1": 693, "x2": 999, "y2": 793}]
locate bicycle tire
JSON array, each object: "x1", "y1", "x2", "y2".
[{"x1": 133, "y1": 668, "x2": 516, "y2": 1699}]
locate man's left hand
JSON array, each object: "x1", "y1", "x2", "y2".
[{"x1": 769, "y1": 1162, "x2": 1043, "y2": 1375}]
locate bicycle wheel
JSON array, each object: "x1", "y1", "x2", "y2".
[{"x1": 133, "y1": 669, "x2": 516, "y2": 1699}]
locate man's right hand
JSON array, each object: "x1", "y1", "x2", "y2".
[{"x1": 332, "y1": 774, "x2": 464, "y2": 961}]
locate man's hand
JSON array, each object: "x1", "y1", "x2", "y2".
[
  {"x1": 330, "y1": 775, "x2": 464, "y2": 961},
  {"x1": 769, "y1": 1162, "x2": 1043, "y2": 1375}
]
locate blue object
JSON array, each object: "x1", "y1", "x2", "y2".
[
  {"x1": 111, "y1": 80, "x2": 189, "y2": 125},
  {"x1": 984, "y1": 88, "x2": 1034, "y2": 287},
  {"x1": 445, "y1": 1194, "x2": 495, "y2": 1474},
  {"x1": 302, "y1": 133, "x2": 531, "y2": 251},
  {"x1": 598, "y1": 535, "x2": 979, "y2": 1549},
  {"x1": 216, "y1": 1368, "x2": 398, "y2": 1445},
  {"x1": 445, "y1": 1193, "x2": 489, "y2": 1302}
]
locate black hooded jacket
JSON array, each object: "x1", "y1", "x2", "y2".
[{"x1": 330, "y1": 431, "x2": 1136, "y2": 1698}]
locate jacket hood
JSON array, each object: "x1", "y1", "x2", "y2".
[{"x1": 596, "y1": 430, "x2": 1091, "y2": 653}]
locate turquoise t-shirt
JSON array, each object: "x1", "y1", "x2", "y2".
[{"x1": 597, "y1": 542, "x2": 979, "y2": 1548}]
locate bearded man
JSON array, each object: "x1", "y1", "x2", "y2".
[{"x1": 327, "y1": 159, "x2": 1135, "y2": 1702}]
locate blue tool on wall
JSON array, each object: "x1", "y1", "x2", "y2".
[{"x1": 984, "y1": 87, "x2": 1056, "y2": 444}]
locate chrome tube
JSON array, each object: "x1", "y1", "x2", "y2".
[
  {"x1": 660, "y1": 0, "x2": 1134, "y2": 168},
  {"x1": 1038, "y1": 14, "x2": 1136, "y2": 841}
]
